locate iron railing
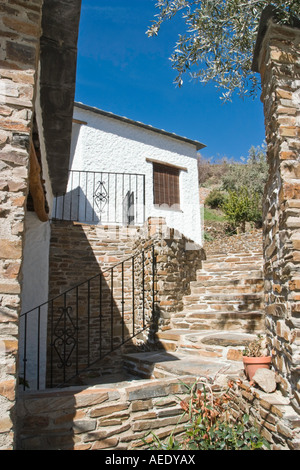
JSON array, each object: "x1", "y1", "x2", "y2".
[
  {"x1": 19, "y1": 245, "x2": 156, "y2": 391},
  {"x1": 52, "y1": 170, "x2": 146, "y2": 226}
]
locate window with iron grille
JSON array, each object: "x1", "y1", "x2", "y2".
[{"x1": 153, "y1": 162, "x2": 180, "y2": 209}]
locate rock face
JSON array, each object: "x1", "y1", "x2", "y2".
[{"x1": 252, "y1": 368, "x2": 277, "y2": 393}]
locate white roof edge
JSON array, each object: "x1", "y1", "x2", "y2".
[{"x1": 74, "y1": 101, "x2": 206, "y2": 151}]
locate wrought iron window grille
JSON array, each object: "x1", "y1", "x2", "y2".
[{"x1": 52, "y1": 170, "x2": 146, "y2": 226}]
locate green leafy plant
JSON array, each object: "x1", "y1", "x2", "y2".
[
  {"x1": 143, "y1": 380, "x2": 270, "y2": 450},
  {"x1": 203, "y1": 207, "x2": 226, "y2": 223},
  {"x1": 205, "y1": 189, "x2": 226, "y2": 210},
  {"x1": 222, "y1": 187, "x2": 262, "y2": 232}
]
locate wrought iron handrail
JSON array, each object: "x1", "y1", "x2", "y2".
[
  {"x1": 19, "y1": 245, "x2": 156, "y2": 391},
  {"x1": 52, "y1": 170, "x2": 146, "y2": 226}
]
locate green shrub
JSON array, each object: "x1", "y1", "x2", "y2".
[
  {"x1": 222, "y1": 187, "x2": 262, "y2": 232},
  {"x1": 144, "y1": 380, "x2": 270, "y2": 451},
  {"x1": 205, "y1": 189, "x2": 226, "y2": 209}
]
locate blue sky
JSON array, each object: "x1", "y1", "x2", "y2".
[{"x1": 75, "y1": 0, "x2": 266, "y2": 162}]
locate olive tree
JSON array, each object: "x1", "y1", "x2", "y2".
[
  {"x1": 147, "y1": 1, "x2": 300, "y2": 101},
  {"x1": 221, "y1": 145, "x2": 268, "y2": 195}
]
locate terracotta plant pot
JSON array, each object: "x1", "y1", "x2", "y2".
[{"x1": 243, "y1": 356, "x2": 272, "y2": 381}]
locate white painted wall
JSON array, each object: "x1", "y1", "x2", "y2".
[
  {"x1": 19, "y1": 80, "x2": 54, "y2": 390},
  {"x1": 60, "y1": 105, "x2": 203, "y2": 245},
  {"x1": 19, "y1": 212, "x2": 51, "y2": 390}
]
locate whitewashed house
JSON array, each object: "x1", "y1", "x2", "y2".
[{"x1": 54, "y1": 102, "x2": 205, "y2": 245}]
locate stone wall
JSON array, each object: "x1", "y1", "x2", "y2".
[
  {"x1": 49, "y1": 221, "x2": 140, "y2": 297},
  {"x1": 47, "y1": 221, "x2": 142, "y2": 387},
  {"x1": 17, "y1": 371, "x2": 300, "y2": 451},
  {"x1": 16, "y1": 373, "x2": 300, "y2": 451},
  {"x1": 17, "y1": 375, "x2": 196, "y2": 450},
  {"x1": 229, "y1": 381, "x2": 300, "y2": 450},
  {"x1": 256, "y1": 20, "x2": 300, "y2": 415},
  {"x1": 0, "y1": 0, "x2": 43, "y2": 450}
]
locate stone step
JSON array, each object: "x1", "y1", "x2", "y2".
[
  {"x1": 207, "y1": 252, "x2": 263, "y2": 259},
  {"x1": 190, "y1": 277, "x2": 264, "y2": 289},
  {"x1": 205, "y1": 252, "x2": 263, "y2": 259},
  {"x1": 202, "y1": 256, "x2": 263, "y2": 264},
  {"x1": 170, "y1": 310, "x2": 265, "y2": 332},
  {"x1": 200, "y1": 264, "x2": 263, "y2": 274},
  {"x1": 189, "y1": 281, "x2": 264, "y2": 298},
  {"x1": 121, "y1": 234, "x2": 266, "y2": 383},
  {"x1": 183, "y1": 292, "x2": 263, "y2": 303},
  {"x1": 182, "y1": 301, "x2": 264, "y2": 314},
  {"x1": 172, "y1": 309, "x2": 264, "y2": 318},
  {"x1": 122, "y1": 348, "x2": 244, "y2": 381},
  {"x1": 172, "y1": 238, "x2": 265, "y2": 335},
  {"x1": 196, "y1": 270, "x2": 263, "y2": 281},
  {"x1": 182, "y1": 303, "x2": 264, "y2": 313},
  {"x1": 155, "y1": 329, "x2": 257, "y2": 360}
]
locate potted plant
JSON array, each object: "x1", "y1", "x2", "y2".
[{"x1": 242, "y1": 335, "x2": 272, "y2": 381}]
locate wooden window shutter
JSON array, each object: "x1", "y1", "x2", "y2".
[{"x1": 153, "y1": 163, "x2": 180, "y2": 208}]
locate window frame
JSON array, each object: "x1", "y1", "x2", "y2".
[{"x1": 152, "y1": 161, "x2": 181, "y2": 211}]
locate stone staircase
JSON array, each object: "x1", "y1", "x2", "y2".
[
  {"x1": 164, "y1": 250, "x2": 264, "y2": 334},
  {"x1": 123, "y1": 231, "x2": 265, "y2": 382}
]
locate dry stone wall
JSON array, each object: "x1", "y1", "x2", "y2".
[
  {"x1": 49, "y1": 221, "x2": 140, "y2": 296},
  {"x1": 229, "y1": 381, "x2": 300, "y2": 450},
  {"x1": 17, "y1": 375, "x2": 196, "y2": 450},
  {"x1": 16, "y1": 372, "x2": 300, "y2": 451},
  {"x1": 0, "y1": 0, "x2": 43, "y2": 449},
  {"x1": 257, "y1": 21, "x2": 300, "y2": 416},
  {"x1": 47, "y1": 221, "x2": 142, "y2": 386}
]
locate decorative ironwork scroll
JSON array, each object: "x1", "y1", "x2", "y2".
[
  {"x1": 94, "y1": 180, "x2": 109, "y2": 215},
  {"x1": 53, "y1": 306, "x2": 77, "y2": 370}
]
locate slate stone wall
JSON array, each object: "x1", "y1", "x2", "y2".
[
  {"x1": 17, "y1": 375, "x2": 196, "y2": 450},
  {"x1": 47, "y1": 222, "x2": 142, "y2": 386},
  {"x1": 0, "y1": 0, "x2": 43, "y2": 450},
  {"x1": 257, "y1": 21, "x2": 300, "y2": 422},
  {"x1": 229, "y1": 381, "x2": 300, "y2": 450}
]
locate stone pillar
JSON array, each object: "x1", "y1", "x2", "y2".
[
  {"x1": 0, "y1": 0, "x2": 43, "y2": 449},
  {"x1": 254, "y1": 17, "x2": 300, "y2": 412}
]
